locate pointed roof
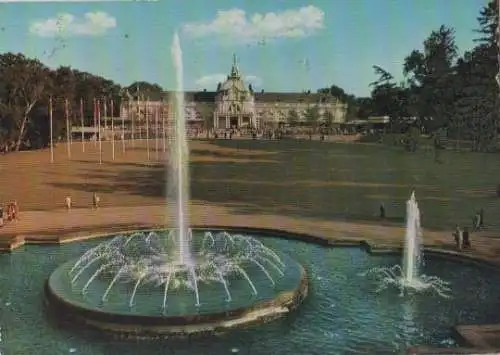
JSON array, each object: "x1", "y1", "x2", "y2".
[
  {"x1": 218, "y1": 54, "x2": 248, "y2": 93},
  {"x1": 229, "y1": 53, "x2": 240, "y2": 79}
]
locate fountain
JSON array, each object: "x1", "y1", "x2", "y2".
[
  {"x1": 402, "y1": 190, "x2": 422, "y2": 284},
  {"x1": 362, "y1": 191, "x2": 451, "y2": 297},
  {"x1": 44, "y1": 32, "x2": 308, "y2": 338}
]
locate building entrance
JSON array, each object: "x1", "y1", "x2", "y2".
[{"x1": 230, "y1": 116, "x2": 238, "y2": 128}]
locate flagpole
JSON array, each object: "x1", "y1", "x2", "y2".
[
  {"x1": 65, "y1": 98, "x2": 71, "y2": 160},
  {"x1": 80, "y1": 98, "x2": 85, "y2": 152},
  {"x1": 146, "y1": 98, "x2": 150, "y2": 161},
  {"x1": 104, "y1": 101, "x2": 108, "y2": 129},
  {"x1": 122, "y1": 101, "x2": 126, "y2": 153},
  {"x1": 137, "y1": 103, "x2": 141, "y2": 141},
  {"x1": 93, "y1": 98, "x2": 97, "y2": 147},
  {"x1": 49, "y1": 96, "x2": 54, "y2": 163},
  {"x1": 155, "y1": 105, "x2": 159, "y2": 160},
  {"x1": 162, "y1": 104, "x2": 166, "y2": 153},
  {"x1": 111, "y1": 99, "x2": 115, "y2": 161},
  {"x1": 132, "y1": 101, "x2": 136, "y2": 147},
  {"x1": 133, "y1": 89, "x2": 138, "y2": 147},
  {"x1": 98, "y1": 99, "x2": 102, "y2": 164}
]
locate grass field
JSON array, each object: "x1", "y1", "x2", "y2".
[{"x1": 1, "y1": 138, "x2": 499, "y2": 232}]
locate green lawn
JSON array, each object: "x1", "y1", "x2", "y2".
[
  {"x1": 187, "y1": 139, "x2": 500, "y2": 232},
  {"x1": 23, "y1": 138, "x2": 499, "y2": 233}
]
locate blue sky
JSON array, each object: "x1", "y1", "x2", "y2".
[{"x1": 0, "y1": 0, "x2": 488, "y2": 97}]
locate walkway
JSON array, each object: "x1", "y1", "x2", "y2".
[{"x1": 1, "y1": 203, "x2": 500, "y2": 261}]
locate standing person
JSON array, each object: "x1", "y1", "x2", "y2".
[
  {"x1": 479, "y1": 208, "x2": 484, "y2": 229},
  {"x1": 92, "y1": 193, "x2": 100, "y2": 209},
  {"x1": 379, "y1": 203, "x2": 386, "y2": 219},
  {"x1": 473, "y1": 212, "x2": 480, "y2": 231},
  {"x1": 65, "y1": 196, "x2": 72, "y2": 211},
  {"x1": 463, "y1": 227, "x2": 471, "y2": 249},
  {"x1": 12, "y1": 200, "x2": 19, "y2": 221},
  {"x1": 6, "y1": 203, "x2": 13, "y2": 221},
  {"x1": 453, "y1": 225, "x2": 463, "y2": 251},
  {"x1": 0, "y1": 206, "x2": 3, "y2": 227}
]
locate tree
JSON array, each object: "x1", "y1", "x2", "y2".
[
  {"x1": 467, "y1": 0, "x2": 499, "y2": 150},
  {"x1": 443, "y1": 1, "x2": 499, "y2": 151},
  {"x1": 317, "y1": 85, "x2": 358, "y2": 120},
  {"x1": 0, "y1": 51, "x2": 126, "y2": 152},
  {"x1": 403, "y1": 25, "x2": 458, "y2": 131},
  {"x1": 0, "y1": 53, "x2": 51, "y2": 151},
  {"x1": 369, "y1": 65, "x2": 410, "y2": 127},
  {"x1": 474, "y1": 0, "x2": 498, "y2": 45},
  {"x1": 356, "y1": 97, "x2": 373, "y2": 119},
  {"x1": 127, "y1": 81, "x2": 164, "y2": 100}
]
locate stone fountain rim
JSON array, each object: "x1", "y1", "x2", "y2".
[{"x1": 18, "y1": 224, "x2": 500, "y2": 271}]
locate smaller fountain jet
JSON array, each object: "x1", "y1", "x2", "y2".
[{"x1": 362, "y1": 191, "x2": 451, "y2": 297}]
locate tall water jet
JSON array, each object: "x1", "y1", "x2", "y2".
[
  {"x1": 402, "y1": 191, "x2": 421, "y2": 283},
  {"x1": 169, "y1": 32, "x2": 191, "y2": 265},
  {"x1": 48, "y1": 32, "x2": 307, "y2": 338},
  {"x1": 361, "y1": 191, "x2": 451, "y2": 297}
]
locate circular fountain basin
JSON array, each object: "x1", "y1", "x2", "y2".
[{"x1": 45, "y1": 229, "x2": 308, "y2": 339}]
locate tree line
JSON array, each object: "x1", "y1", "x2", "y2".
[
  {"x1": 317, "y1": 0, "x2": 499, "y2": 151},
  {"x1": 1, "y1": 1, "x2": 498, "y2": 153},
  {"x1": 0, "y1": 53, "x2": 164, "y2": 152}
]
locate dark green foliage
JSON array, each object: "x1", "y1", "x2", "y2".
[
  {"x1": 404, "y1": 126, "x2": 421, "y2": 152},
  {"x1": 0, "y1": 52, "x2": 163, "y2": 152},
  {"x1": 317, "y1": 1, "x2": 500, "y2": 152}
]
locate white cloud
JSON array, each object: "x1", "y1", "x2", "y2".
[
  {"x1": 182, "y1": 6, "x2": 324, "y2": 43},
  {"x1": 195, "y1": 74, "x2": 262, "y2": 90},
  {"x1": 195, "y1": 74, "x2": 226, "y2": 89},
  {"x1": 29, "y1": 11, "x2": 117, "y2": 37}
]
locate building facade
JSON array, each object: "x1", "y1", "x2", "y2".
[{"x1": 121, "y1": 56, "x2": 348, "y2": 130}]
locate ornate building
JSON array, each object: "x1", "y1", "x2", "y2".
[{"x1": 121, "y1": 55, "x2": 348, "y2": 130}]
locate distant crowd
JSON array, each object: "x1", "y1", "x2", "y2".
[{"x1": 182, "y1": 126, "x2": 361, "y2": 141}]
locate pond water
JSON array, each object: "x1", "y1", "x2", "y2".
[{"x1": 0, "y1": 233, "x2": 499, "y2": 355}]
